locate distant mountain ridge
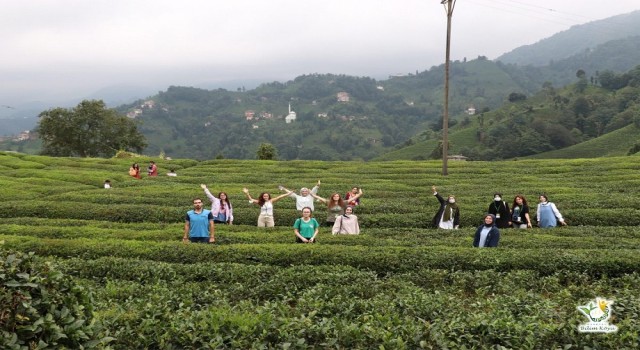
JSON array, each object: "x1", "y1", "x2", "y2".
[{"x1": 497, "y1": 10, "x2": 640, "y2": 66}]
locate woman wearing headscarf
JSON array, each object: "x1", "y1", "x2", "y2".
[
  {"x1": 473, "y1": 214, "x2": 500, "y2": 247},
  {"x1": 431, "y1": 185, "x2": 460, "y2": 229}
]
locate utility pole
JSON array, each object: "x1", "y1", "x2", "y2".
[{"x1": 440, "y1": 0, "x2": 456, "y2": 176}]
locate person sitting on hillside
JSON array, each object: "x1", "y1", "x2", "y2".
[
  {"x1": 279, "y1": 180, "x2": 321, "y2": 212},
  {"x1": 147, "y1": 161, "x2": 158, "y2": 177},
  {"x1": 488, "y1": 192, "x2": 511, "y2": 228},
  {"x1": 129, "y1": 163, "x2": 141, "y2": 179},
  {"x1": 536, "y1": 194, "x2": 567, "y2": 228},
  {"x1": 431, "y1": 185, "x2": 460, "y2": 229},
  {"x1": 167, "y1": 169, "x2": 177, "y2": 176},
  {"x1": 331, "y1": 206, "x2": 360, "y2": 235},
  {"x1": 473, "y1": 214, "x2": 500, "y2": 248},
  {"x1": 103, "y1": 179, "x2": 111, "y2": 189}
]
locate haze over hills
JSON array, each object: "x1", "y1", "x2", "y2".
[
  {"x1": 2, "y1": 11, "x2": 640, "y2": 160},
  {"x1": 497, "y1": 10, "x2": 640, "y2": 66}
]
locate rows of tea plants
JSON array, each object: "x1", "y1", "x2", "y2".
[{"x1": 1, "y1": 151, "x2": 639, "y2": 348}]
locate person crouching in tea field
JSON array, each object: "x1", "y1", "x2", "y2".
[
  {"x1": 511, "y1": 195, "x2": 532, "y2": 229},
  {"x1": 488, "y1": 192, "x2": 511, "y2": 228},
  {"x1": 332, "y1": 206, "x2": 360, "y2": 235},
  {"x1": 294, "y1": 207, "x2": 319, "y2": 243},
  {"x1": 537, "y1": 194, "x2": 567, "y2": 228},
  {"x1": 431, "y1": 185, "x2": 460, "y2": 229},
  {"x1": 243, "y1": 187, "x2": 291, "y2": 227},
  {"x1": 473, "y1": 214, "x2": 500, "y2": 248},
  {"x1": 183, "y1": 198, "x2": 215, "y2": 244}
]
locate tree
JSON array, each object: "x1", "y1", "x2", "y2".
[
  {"x1": 256, "y1": 143, "x2": 277, "y2": 160},
  {"x1": 508, "y1": 92, "x2": 527, "y2": 102},
  {"x1": 37, "y1": 100, "x2": 146, "y2": 157}
]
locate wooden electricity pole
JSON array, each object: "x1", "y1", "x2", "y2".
[{"x1": 440, "y1": 0, "x2": 456, "y2": 176}]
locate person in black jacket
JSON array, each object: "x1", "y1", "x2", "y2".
[
  {"x1": 431, "y1": 185, "x2": 460, "y2": 229},
  {"x1": 473, "y1": 214, "x2": 500, "y2": 248},
  {"x1": 488, "y1": 192, "x2": 511, "y2": 228}
]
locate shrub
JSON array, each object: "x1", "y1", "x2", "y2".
[{"x1": 0, "y1": 248, "x2": 111, "y2": 349}]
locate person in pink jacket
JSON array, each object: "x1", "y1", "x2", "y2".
[{"x1": 201, "y1": 184, "x2": 234, "y2": 225}]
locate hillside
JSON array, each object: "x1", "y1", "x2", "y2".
[
  {"x1": 377, "y1": 65, "x2": 640, "y2": 161},
  {"x1": 497, "y1": 10, "x2": 640, "y2": 66},
  {"x1": 1, "y1": 152, "x2": 639, "y2": 348},
  {"x1": 111, "y1": 60, "x2": 542, "y2": 161},
  {"x1": 527, "y1": 124, "x2": 640, "y2": 159}
]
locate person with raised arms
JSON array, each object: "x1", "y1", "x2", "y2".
[
  {"x1": 279, "y1": 180, "x2": 321, "y2": 212},
  {"x1": 243, "y1": 187, "x2": 292, "y2": 228},
  {"x1": 431, "y1": 185, "x2": 460, "y2": 229},
  {"x1": 312, "y1": 189, "x2": 363, "y2": 227},
  {"x1": 201, "y1": 184, "x2": 234, "y2": 225}
]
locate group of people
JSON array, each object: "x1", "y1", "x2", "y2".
[
  {"x1": 432, "y1": 185, "x2": 567, "y2": 248},
  {"x1": 128, "y1": 161, "x2": 177, "y2": 179},
  {"x1": 184, "y1": 181, "x2": 363, "y2": 244}
]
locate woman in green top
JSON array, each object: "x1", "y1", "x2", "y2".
[
  {"x1": 312, "y1": 190, "x2": 363, "y2": 226},
  {"x1": 293, "y1": 207, "x2": 319, "y2": 243}
]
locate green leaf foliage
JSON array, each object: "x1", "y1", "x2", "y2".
[{"x1": 0, "y1": 152, "x2": 639, "y2": 348}]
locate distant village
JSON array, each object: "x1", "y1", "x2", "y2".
[{"x1": 125, "y1": 91, "x2": 378, "y2": 130}]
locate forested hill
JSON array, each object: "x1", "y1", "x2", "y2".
[
  {"x1": 375, "y1": 65, "x2": 640, "y2": 161},
  {"x1": 118, "y1": 58, "x2": 540, "y2": 161},
  {"x1": 497, "y1": 10, "x2": 640, "y2": 66}
]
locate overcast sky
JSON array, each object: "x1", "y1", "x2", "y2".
[{"x1": 1, "y1": 0, "x2": 639, "y2": 107}]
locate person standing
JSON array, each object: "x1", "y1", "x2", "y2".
[
  {"x1": 148, "y1": 161, "x2": 158, "y2": 177},
  {"x1": 183, "y1": 198, "x2": 215, "y2": 244},
  {"x1": 431, "y1": 185, "x2": 460, "y2": 229},
  {"x1": 473, "y1": 214, "x2": 500, "y2": 248},
  {"x1": 345, "y1": 187, "x2": 362, "y2": 206},
  {"x1": 537, "y1": 194, "x2": 567, "y2": 228},
  {"x1": 201, "y1": 184, "x2": 234, "y2": 225},
  {"x1": 103, "y1": 180, "x2": 112, "y2": 189},
  {"x1": 280, "y1": 180, "x2": 321, "y2": 211},
  {"x1": 488, "y1": 192, "x2": 511, "y2": 228},
  {"x1": 331, "y1": 206, "x2": 360, "y2": 235},
  {"x1": 312, "y1": 190, "x2": 363, "y2": 227},
  {"x1": 294, "y1": 207, "x2": 319, "y2": 243},
  {"x1": 243, "y1": 187, "x2": 291, "y2": 227},
  {"x1": 511, "y1": 195, "x2": 532, "y2": 229}
]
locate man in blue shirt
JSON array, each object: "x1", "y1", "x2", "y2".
[{"x1": 183, "y1": 198, "x2": 215, "y2": 244}]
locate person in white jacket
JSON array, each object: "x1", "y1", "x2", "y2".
[
  {"x1": 201, "y1": 184, "x2": 234, "y2": 225},
  {"x1": 280, "y1": 180, "x2": 321, "y2": 211}
]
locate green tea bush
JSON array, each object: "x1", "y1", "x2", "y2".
[{"x1": 0, "y1": 249, "x2": 111, "y2": 349}]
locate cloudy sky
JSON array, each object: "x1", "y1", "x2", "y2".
[{"x1": 1, "y1": 0, "x2": 639, "y2": 107}]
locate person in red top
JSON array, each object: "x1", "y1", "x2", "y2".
[
  {"x1": 345, "y1": 186, "x2": 363, "y2": 206},
  {"x1": 147, "y1": 161, "x2": 158, "y2": 176}
]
